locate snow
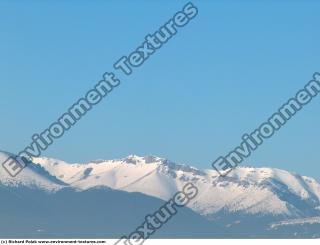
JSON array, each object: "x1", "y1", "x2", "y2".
[
  {"x1": 0, "y1": 152, "x2": 65, "y2": 192},
  {"x1": 270, "y1": 216, "x2": 320, "y2": 228},
  {"x1": 1, "y1": 150, "x2": 320, "y2": 218}
]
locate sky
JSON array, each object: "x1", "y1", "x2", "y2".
[{"x1": 0, "y1": 0, "x2": 320, "y2": 180}]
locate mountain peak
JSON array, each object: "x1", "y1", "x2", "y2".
[{"x1": 120, "y1": 155, "x2": 165, "y2": 165}]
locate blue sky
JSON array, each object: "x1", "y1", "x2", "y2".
[{"x1": 1, "y1": 0, "x2": 320, "y2": 180}]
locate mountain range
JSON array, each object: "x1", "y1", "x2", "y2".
[{"x1": 1, "y1": 151, "x2": 320, "y2": 238}]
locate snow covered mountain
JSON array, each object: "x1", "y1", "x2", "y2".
[
  {"x1": 0, "y1": 151, "x2": 66, "y2": 192},
  {"x1": 1, "y1": 150, "x2": 320, "y2": 238},
  {"x1": 31, "y1": 154, "x2": 320, "y2": 220}
]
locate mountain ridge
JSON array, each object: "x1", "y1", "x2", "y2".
[
  {"x1": 1, "y1": 151, "x2": 320, "y2": 219},
  {"x1": 1, "y1": 150, "x2": 320, "y2": 238}
]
